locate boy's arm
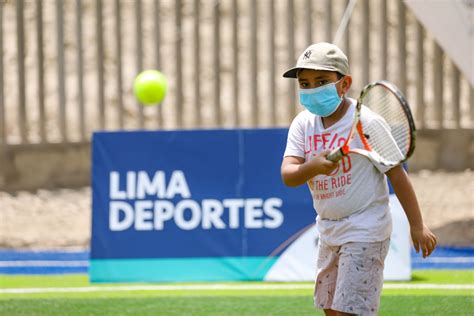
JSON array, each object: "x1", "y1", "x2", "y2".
[
  {"x1": 386, "y1": 165, "x2": 437, "y2": 258},
  {"x1": 281, "y1": 150, "x2": 339, "y2": 187}
]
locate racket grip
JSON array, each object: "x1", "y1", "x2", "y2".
[{"x1": 327, "y1": 147, "x2": 344, "y2": 162}]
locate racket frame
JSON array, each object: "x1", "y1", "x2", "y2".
[{"x1": 327, "y1": 80, "x2": 416, "y2": 165}]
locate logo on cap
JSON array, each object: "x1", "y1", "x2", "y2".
[{"x1": 302, "y1": 50, "x2": 312, "y2": 60}]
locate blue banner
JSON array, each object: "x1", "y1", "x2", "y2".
[{"x1": 90, "y1": 129, "x2": 314, "y2": 282}]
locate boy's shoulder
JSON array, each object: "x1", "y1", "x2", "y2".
[
  {"x1": 296, "y1": 109, "x2": 312, "y2": 119},
  {"x1": 290, "y1": 109, "x2": 313, "y2": 126}
]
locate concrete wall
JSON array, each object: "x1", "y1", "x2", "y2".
[
  {"x1": 0, "y1": 129, "x2": 473, "y2": 192},
  {"x1": 410, "y1": 129, "x2": 474, "y2": 172},
  {"x1": 0, "y1": 142, "x2": 90, "y2": 192}
]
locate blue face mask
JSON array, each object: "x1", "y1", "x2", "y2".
[{"x1": 299, "y1": 80, "x2": 343, "y2": 117}]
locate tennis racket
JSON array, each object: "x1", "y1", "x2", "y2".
[{"x1": 327, "y1": 80, "x2": 416, "y2": 166}]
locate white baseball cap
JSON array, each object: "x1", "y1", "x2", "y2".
[{"x1": 283, "y1": 42, "x2": 349, "y2": 78}]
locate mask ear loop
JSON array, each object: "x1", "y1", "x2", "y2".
[
  {"x1": 335, "y1": 77, "x2": 346, "y2": 100},
  {"x1": 339, "y1": 76, "x2": 350, "y2": 100},
  {"x1": 337, "y1": 78, "x2": 351, "y2": 113}
]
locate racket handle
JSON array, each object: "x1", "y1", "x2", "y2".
[{"x1": 327, "y1": 147, "x2": 344, "y2": 162}]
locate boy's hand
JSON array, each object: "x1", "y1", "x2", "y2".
[
  {"x1": 309, "y1": 150, "x2": 339, "y2": 175},
  {"x1": 411, "y1": 224, "x2": 437, "y2": 258}
]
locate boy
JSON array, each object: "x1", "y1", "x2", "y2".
[{"x1": 281, "y1": 42, "x2": 437, "y2": 316}]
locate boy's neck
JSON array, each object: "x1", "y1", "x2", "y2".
[{"x1": 321, "y1": 97, "x2": 350, "y2": 129}]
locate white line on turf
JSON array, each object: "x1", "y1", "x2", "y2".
[
  {"x1": 0, "y1": 283, "x2": 472, "y2": 294},
  {"x1": 0, "y1": 261, "x2": 89, "y2": 267},
  {"x1": 411, "y1": 257, "x2": 474, "y2": 263}
]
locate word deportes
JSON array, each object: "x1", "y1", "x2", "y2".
[{"x1": 106, "y1": 171, "x2": 284, "y2": 231}]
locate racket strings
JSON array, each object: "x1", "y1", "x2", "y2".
[{"x1": 362, "y1": 87, "x2": 411, "y2": 164}]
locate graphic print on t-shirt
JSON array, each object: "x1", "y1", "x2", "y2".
[{"x1": 305, "y1": 131, "x2": 354, "y2": 202}]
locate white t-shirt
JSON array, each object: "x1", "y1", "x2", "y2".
[{"x1": 284, "y1": 98, "x2": 393, "y2": 246}]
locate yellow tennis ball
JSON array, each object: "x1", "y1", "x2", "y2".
[{"x1": 133, "y1": 70, "x2": 168, "y2": 105}]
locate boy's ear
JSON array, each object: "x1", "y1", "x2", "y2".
[{"x1": 342, "y1": 75, "x2": 352, "y2": 92}]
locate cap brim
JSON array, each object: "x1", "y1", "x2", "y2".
[
  {"x1": 282, "y1": 65, "x2": 345, "y2": 78},
  {"x1": 282, "y1": 67, "x2": 299, "y2": 78}
]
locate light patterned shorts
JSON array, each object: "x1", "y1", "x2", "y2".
[{"x1": 314, "y1": 239, "x2": 390, "y2": 315}]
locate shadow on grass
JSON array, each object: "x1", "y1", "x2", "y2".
[{"x1": 410, "y1": 274, "x2": 428, "y2": 282}]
